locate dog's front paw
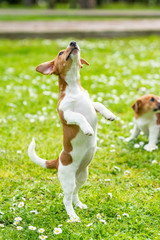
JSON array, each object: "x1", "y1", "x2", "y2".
[
  {"x1": 82, "y1": 124, "x2": 94, "y2": 136},
  {"x1": 103, "y1": 111, "x2": 116, "y2": 121},
  {"x1": 144, "y1": 144, "x2": 158, "y2": 152}
]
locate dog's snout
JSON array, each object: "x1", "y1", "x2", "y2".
[{"x1": 70, "y1": 41, "x2": 77, "y2": 47}]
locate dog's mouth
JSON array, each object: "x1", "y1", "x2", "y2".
[
  {"x1": 66, "y1": 47, "x2": 79, "y2": 61},
  {"x1": 154, "y1": 108, "x2": 160, "y2": 112}
]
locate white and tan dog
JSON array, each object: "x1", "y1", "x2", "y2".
[
  {"x1": 28, "y1": 41, "x2": 115, "y2": 221},
  {"x1": 126, "y1": 94, "x2": 160, "y2": 151}
]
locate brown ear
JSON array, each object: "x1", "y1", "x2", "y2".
[
  {"x1": 36, "y1": 60, "x2": 55, "y2": 75},
  {"x1": 80, "y1": 58, "x2": 89, "y2": 68},
  {"x1": 132, "y1": 100, "x2": 142, "y2": 113}
]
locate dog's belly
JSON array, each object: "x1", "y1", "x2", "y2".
[{"x1": 71, "y1": 129, "x2": 97, "y2": 170}]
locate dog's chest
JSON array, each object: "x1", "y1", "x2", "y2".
[
  {"x1": 60, "y1": 87, "x2": 97, "y2": 127},
  {"x1": 136, "y1": 115, "x2": 157, "y2": 135}
]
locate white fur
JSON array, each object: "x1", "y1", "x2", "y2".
[
  {"x1": 126, "y1": 112, "x2": 160, "y2": 151},
  {"x1": 28, "y1": 138, "x2": 47, "y2": 168}
]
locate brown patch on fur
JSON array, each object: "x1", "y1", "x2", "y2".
[
  {"x1": 60, "y1": 151, "x2": 72, "y2": 166},
  {"x1": 58, "y1": 111, "x2": 79, "y2": 166},
  {"x1": 132, "y1": 94, "x2": 160, "y2": 119},
  {"x1": 46, "y1": 157, "x2": 59, "y2": 170}
]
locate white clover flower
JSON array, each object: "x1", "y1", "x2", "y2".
[
  {"x1": 18, "y1": 202, "x2": 24, "y2": 208},
  {"x1": 0, "y1": 224, "x2": 4, "y2": 227},
  {"x1": 30, "y1": 210, "x2": 38, "y2": 214},
  {"x1": 38, "y1": 228, "x2": 45, "y2": 233},
  {"x1": 53, "y1": 227, "x2": 62, "y2": 234},
  {"x1": 86, "y1": 222, "x2": 94, "y2": 227},
  {"x1": 14, "y1": 217, "x2": 22, "y2": 222},
  {"x1": 96, "y1": 213, "x2": 102, "y2": 219},
  {"x1": 117, "y1": 215, "x2": 121, "y2": 220},
  {"x1": 100, "y1": 219, "x2": 107, "y2": 224},
  {"x1": 17, "y1": 226, "x2": 23, "y2": 230},
  {"x1": 124, "y1": 170, "x2": 131, "y2": 176},
  {"x1": 152, "y1": 160, "x2": 158, "y2": 164},
  {"x1": 122, "y1": 213, "x2": 129, "y2": 217},
  {"x1": 108, "y1": 193, "x2": 112, "y2": 199},
  {"x1": 28, "y1": 226, "x2": 36, "y2": 230},
  {"x1": 39, "y1": 236, "x2": 48, "y2": 240}
]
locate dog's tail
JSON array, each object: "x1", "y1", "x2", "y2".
[{"x1": 28, "y1": 138, "x2": 59, "y2": 170}]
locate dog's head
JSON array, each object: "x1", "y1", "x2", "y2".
[
  {"x1": 36, "y1": 41, "x2": 89, "y2": 76},
  {"x1": 132, "y1": 94, "x2": 160, "y2": 116}
]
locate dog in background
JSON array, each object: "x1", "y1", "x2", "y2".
[
  {"x1": 126, "y1": 94, "x2": 160, "y2": 151},
  {"x1": 28, "y1": 41, "x2": 116, "y2": 221}
]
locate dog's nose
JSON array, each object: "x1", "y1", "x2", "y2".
[{"x1": 70, "y1": 41, "x2": 77, "y2": 47}]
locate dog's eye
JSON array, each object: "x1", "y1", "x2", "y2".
[
  {"x1": 150, "y1": 97, "x2": 155, "y2": 102},
  {"x1": 59, "y1": 52, "x2": 64, "y2": 56}
]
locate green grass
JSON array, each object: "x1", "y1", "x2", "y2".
[{"x1": 0, "y1": 37, "x2": 160, "y2": 239}]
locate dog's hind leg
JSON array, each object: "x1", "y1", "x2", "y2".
[
  {"x1": 58, "y1": 162, "x2": 79, "y2": 221},
  {"x1": 73, "y1": 167, "x2": 88, "y2": 209}
]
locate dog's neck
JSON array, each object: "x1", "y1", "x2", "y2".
[{"x1": 58, "y1": 62, "x2": 82, "y2": 100}]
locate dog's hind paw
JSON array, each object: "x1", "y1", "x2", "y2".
[{"x1": 144, "y1": 144, "x2": 158, "y2": 152}]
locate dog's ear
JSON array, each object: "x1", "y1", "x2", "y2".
[
  {"x1": 132, "y1": 100, "x2": 142, "y2": 113},
  {"x1": 36, "y1": 60, "x2": 56, "y2": 75},
  {"x1": 80, "y1": 58, "x2": 89, "y2": 68}
]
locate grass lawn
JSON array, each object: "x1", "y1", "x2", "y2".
[{"x1": 0, "y1": 37, "x2": 160, "y2": 239}]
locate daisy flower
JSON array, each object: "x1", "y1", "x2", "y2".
[
  {"x1": 86, "y1": 222, "x2": 94, "y2": 227},
  {"x1": 17, "y1": 150, "x2": 22, "y2": 154},
  {"x1": 17, "y1": 226, "x2": 23, "y2": 230},
  {"x1": 18, "y1": 202, "x2": 24, "y2": 208},
  {"x1": 30, "y1": 210, "x2": 38, "y2": 214},
  {"x1": 100, "y1": 219, "x2": 107, "y2": 224},
  {"x1": 117, "y1": 215, "x2": 121, "y2": 220},
  {"x1": 67, "y1": 219, "x2": 73, "y2": 223},
  {"x1": 14, "y1": 221, "x2": 19, "y2": 225},
  {"x1": 39, "y1": 236, "x2": 48, "y2": 240},
  {"x1": 134, "y1": 143, "x2": 140, "y2": 149},
  {"x1": 108, "y1": 193, "x2": 112, "y2": 199},
  {"x1": 122, "y1": 213, "x2": 129, "y2": 217},
  {"x1": 96, "y1": 213, "x2": 102, "y2": 219},
  {"x1": 124, "y1": 170, "x2": 131, "y2": 176},
  {"x1": 38, "y1": 228, "x2": 45, "y2": 233},
  {"x1": 14, "y1": 217, "x2": 22, "y2": 222},
  {"x1": 152, "y1": 160, "x2": 158, "y2": 164},
  {"x1": 0, "y1": 224, "x2": 4, "y2": 227},
  {"x1": 53, "y1": 227, "x2": 62, "y2": 234},
  {"x1": 28, "y1": 226, "x2": 36, "y2": 230}
]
